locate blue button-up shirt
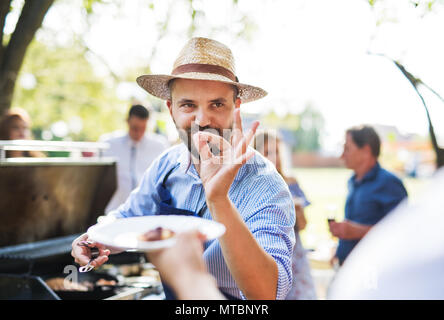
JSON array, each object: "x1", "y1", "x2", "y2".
[
  {"x1": 336, "y1": 162, "x2": 408, "y2": 264},
  {"x1": 109, "y1": 143, "x2": 296, "y2": 299}
]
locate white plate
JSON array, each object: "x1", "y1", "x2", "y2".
[{"x1": 87, "y1": 215, "x2": 226, "y2": 252}]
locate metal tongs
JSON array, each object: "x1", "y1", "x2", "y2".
[{"x1": 77, "y1": 240, "x2": 100, "y2": 273}]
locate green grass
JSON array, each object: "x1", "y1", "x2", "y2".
[{"x1": 291, "y1": 167, "x2": 432, "y2": 250}]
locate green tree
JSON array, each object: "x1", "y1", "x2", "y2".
[
  {"x1": 294, "y1": 104, "x2": 324, "y2": 152},
  {"x1": 367, "y1": 0, "x2": 444, "y2": 167},
  {"x1": 13, "y1": 39, "x2": 126, "y2": 141},
  {"x1": 260, "y1": 105, "x2": 324, "y2": 152},
  {"x1": 0, "y1": 0, "x2": 55, "y2": 114},
  {"x1": 1, "y1": 0, "x2": 252, "y2": 118}
]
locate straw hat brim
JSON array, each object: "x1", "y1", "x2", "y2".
[{"x1": 136, "y1": 73, "x2": 267, "y2": 103}]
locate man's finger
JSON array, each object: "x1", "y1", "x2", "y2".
[
  {"x1": 244, "y1": 121, "x2": 260, "y2": 147},
  {"x1": 232, "y1": 108, "x2": 242, "y2": 132},
  {"x1": 196, "y1": 131, "x2": 231, "y2": 151},
  {"x1": 329, "y1": 222, "x2": 337, "y2": 234},
  {"x1": 180, "y1": 229, "x2": 207, "y2": 243},
  {"x1": 234, "y1": 121, "x2": 260, "y2": 158},
  {"x1": 78, "y1": 233, "x2": 89, "y2": 241},
  {"x1": 193, "y1": 133, "x2": 213, "y2": 161},
  {"x1": 76, "y1": 252, "x2": 92, "y2": 266},
  {"x1": 196, "y1": 231, "x2": 207, "y2": 243},
  {"x1": 234, "y1": 150, "x2": 255, "y2": 167},
  {"x1": 91, "y1": 255, "x2": 109, "y2": 267},
  {"x1": 231, "y1": 109, "x2": 243, "y2": 146},
  {"x1": 99, "y1": 248, "x2": 111, "y2": 256},
  {"x1": 90, "y1": 241, "x2": 108, "y2": 250}
]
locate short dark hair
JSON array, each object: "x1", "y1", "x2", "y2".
[
  {"x1": 128, "y1": 104, "x2": 149, "y2": 119},
  {"x1": 346, "y1": 125, "x2": 381, "y2": 158}
]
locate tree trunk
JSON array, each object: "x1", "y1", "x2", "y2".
[
  {"x1": 0, "y1": 0, "x2": 12, "y2": 63},
  {"x1": 0, "y1": 0, "x2": 55, "y2": 115}
]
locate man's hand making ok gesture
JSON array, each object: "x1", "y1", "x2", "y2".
[{"x1": 192, "y1": 108, "x2": 260, "y2": 202}]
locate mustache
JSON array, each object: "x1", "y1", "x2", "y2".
[
  {"x1": 182, "y1": 123, "x2": 232, "y2": 141},
  {"x1": 187, "y1": 125, "x2": 223, "y2": 137},
  {"x1": 177, "y1": 124, "x2": 233, "y2": 159}
]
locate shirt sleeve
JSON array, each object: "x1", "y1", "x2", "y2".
[
  {"x1": 239, "y1": 175, "x2": 296, "y2": 300},
  {"x1": 378, "y1": 177, "x2": 408, "y2": 217},
  {"x1": 107, "y1": 155, "x2": 163, "y2": 219}
]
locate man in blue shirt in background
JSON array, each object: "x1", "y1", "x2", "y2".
[{"x1": 329, "y1": 125, "x2": 408, "y2": 266}]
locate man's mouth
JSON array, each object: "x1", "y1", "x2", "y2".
[{"x1": 178, "y1": 124, "x2": 232, "y2": 159}]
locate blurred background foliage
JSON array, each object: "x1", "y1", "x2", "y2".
[
  {"x1": 13, "y1": 39, "x2": 127, "y2": 141},
  {"x1": 1, "y1": 0, "x2": 442, "y2": 161},
  {"x1": 260, "y1": 104, "x2": 325, "y2": 152},
  {"x1": 4, "y1": 0, "x2": 262, "y2": 142}
]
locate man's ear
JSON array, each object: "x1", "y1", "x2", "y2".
[
  {"x1": 363, "y1": 144, "x2": 373, "y2": 158},
  {"x1": 235, "y1": 98, "x2": 241, "y2": 109},
  {"x1": 166, "y1": 100, "x2": 173, "y2": 116}
]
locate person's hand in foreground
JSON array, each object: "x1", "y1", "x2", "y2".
[{"x1": 146, "y1": 230, "x2": 225, "y2": 300}]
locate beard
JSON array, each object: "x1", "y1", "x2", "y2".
[{"x1": 174, "y1": 120, "x2": 233, "y2": 160}]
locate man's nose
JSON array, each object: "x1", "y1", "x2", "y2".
[{"x1": 194, "y1": 110, "x2": 211, "y2": 128}]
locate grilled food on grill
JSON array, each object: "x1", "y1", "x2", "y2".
[
  {"x1": 45, "y1": 277, "x2": 117, "y2": 291},
  {"x1": 95, "y1": 278, "x2": 117, "y2": 286},
  {"x1": 45, "y1": 278, "x2": 92, "y2": 291},
  {"x1": 137, "y1": 227, "x2": 176, "y2": 241}
]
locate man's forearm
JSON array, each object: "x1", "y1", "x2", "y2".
[
  {"x1": 350, "y1": 221, "x2": 372, "y2": 239},
  {"x1": 207, "y1": 196, "x2": 278, "y2": 300}
]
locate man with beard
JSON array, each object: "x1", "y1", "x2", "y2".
[{"x1": 71, "y1": 37, "x2": 295, "y2": 300}]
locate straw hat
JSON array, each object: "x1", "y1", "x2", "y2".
[{"x1": 136, "y1": 37, "x2": 267, "y2": 103}]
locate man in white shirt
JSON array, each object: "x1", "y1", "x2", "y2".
[{"x1": 100, "y1": 104, "x2": 169, "y2": 213}]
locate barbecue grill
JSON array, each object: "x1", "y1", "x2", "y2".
[{"x1": 0, "y1": 141, "x2": 163, "y2": 300}]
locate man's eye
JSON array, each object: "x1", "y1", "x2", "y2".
[
  {"x1": 181, "y1": 104, "x2": 195, "y2": 108},
  {"x1": 212, "y1": 103, "x2": 224, "y2": 108}
]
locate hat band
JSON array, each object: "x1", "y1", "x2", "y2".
[{"x1": 172, "y1": 63, "x2": 237, "y2": 82}]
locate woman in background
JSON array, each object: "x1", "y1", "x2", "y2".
[
  {"x1": 0, "y1": 107, "x2": 44, "y2": 158},
  {"x1": 254, "y1": 130, "x2": 317, "y2": 300}
]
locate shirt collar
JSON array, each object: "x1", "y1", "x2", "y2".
[
  {"x1": 352, "y1": 161, "x2": 380, "y2": 185},
  {"x1": 177, "y1": 144, "x2": 200, "y2": 181},
  {"x1": 126, "y1": 133, "x2": 146, "y2": 147}
]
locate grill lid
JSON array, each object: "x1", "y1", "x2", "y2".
[
  {"x1": 0, "y1": 234, "x2": 79, "y2": 261},
  {"x1": 0, "y1": 161, "x2": 116, "y2": 247}
]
